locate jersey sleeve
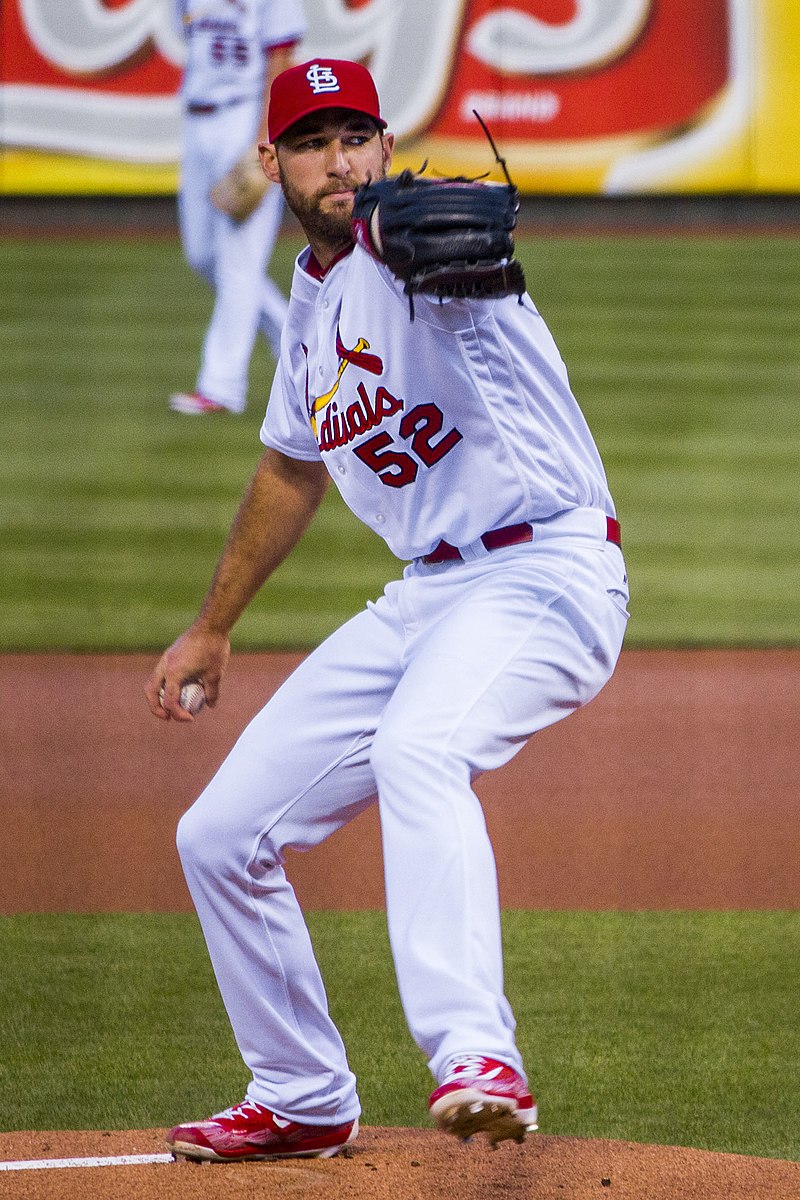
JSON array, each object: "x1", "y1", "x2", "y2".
[
  {"x1": 260, "y1": 0, "x2": 307, "y2": 49},
  {"x1": 260, "y1": 353, "x2": 321, "y2": 461}
]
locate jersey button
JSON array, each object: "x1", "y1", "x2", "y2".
[
  {"x1": 336, "y1": 464, "x2": 346, "y2": 476},
  {"x1": 375, "y1": 513, "x2": 386, "y2": 524}
]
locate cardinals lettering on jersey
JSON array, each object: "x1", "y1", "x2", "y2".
[{"x1": 305, "y1": 326, "x2": 463, "y2": 482}]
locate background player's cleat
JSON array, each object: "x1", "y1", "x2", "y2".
[
  {"x1": 428, "y1": 1055, "x2": 538, "y2": 1146},
  {"x1": 166, "y1": 1097, "x2": 359, "y2": 1162},
  {"x1": 168, "y1": 391, "x2": 229, "y2": 415}
]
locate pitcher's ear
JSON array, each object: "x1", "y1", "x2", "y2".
[{"x1": 259, "y1": 141, "x2": 281, "y2": 183}]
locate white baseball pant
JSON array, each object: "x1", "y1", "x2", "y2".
[{"x1": 176, "y1": 510, "x2": 629, "y2": 1123}]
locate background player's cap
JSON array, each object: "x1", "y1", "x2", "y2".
[{"x1": 268, "y1": 59, "x2": 386, "y2": 143}]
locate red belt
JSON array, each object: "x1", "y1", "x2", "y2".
[{"x1": 421, "y1": 516, "x2": 621, "y2": 565}]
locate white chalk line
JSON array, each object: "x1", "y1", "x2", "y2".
[{"x1": 0, "y1": 1153, "x2": 174, "y2": 1171}]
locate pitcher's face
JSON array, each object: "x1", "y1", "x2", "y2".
[{"x1": 262, "y1": 110, "x2": 394, "y2": 262}]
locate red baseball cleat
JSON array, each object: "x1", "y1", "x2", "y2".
[
  {"x1": 166, "y1": 1097, "x2": 359, "y2": 1162},
  {"x1": 428, "y1": 1054, "x2": 538, "y2": 1146},
  {"x1": 168, "y1": 391, "x2": 230, "y2": 414}
]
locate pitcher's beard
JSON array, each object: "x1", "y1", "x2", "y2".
[
  {"x1": 280, "y1": 170, "x2": 386, "y2": 256},
  {"x1": 294, "y1": 194, "x2": 354, "y2": 249}
]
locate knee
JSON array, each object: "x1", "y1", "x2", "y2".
[
  {"x1": 370, "y1": 720, "x2": 442, "y2": 793},
  {"x1": 180, "y1": 226, "x2": 214, "y2": 282},
  {"x1": 176, "y1": 786, "x2": 285, "y2": 883},
  {"x1": 176, "y1": 792, "x2": 242, "y2": 878},
  {"x1": 176, "y1": 799, "x2": 216, "y2": 875},
  {"x1": 185, "y1": 246, "x2": 214, "y2": 284}
]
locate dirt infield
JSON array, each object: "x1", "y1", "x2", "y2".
[
  {"x1": 1, "y1": 649, "x2": 798, "y2": 913},
  {"x1": 2, "y1": 649, "x2": 799, "y2": 1198},
  {"x1": 2, "y1": 1127, "x2": 799, "y2": 1200}
]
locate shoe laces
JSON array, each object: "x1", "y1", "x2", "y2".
[
  {"x1": 213, "y1": 1097, "x2": 266, "y2": 1123},
  {"x1": 445, "y1": 1054, "x2": 503, "y2": 1080}
]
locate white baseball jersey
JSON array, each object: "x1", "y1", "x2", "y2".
[
  {"x1": 176, "y1": 0, "x2": 306, "y2": 107},
  {"x1": 261, "y1": 243, "x2": 616, "y2": 561}
]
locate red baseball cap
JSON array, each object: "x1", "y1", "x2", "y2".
[{"x1": 268, "y1": 59, "x2": 386, "y2": 143}]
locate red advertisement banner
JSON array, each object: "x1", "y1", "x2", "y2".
[
  {"x1": 2, "y1": 0, "x2": 180, "y2": 94},
  {"x1": 437, "y1": 0, "x2": 730, "y2": 143},
  {"x1": 0, "y1": 0, "x2": 771, "y2": 193}
]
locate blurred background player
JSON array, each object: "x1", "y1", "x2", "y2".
[{"x1": 170, "y1": 0, "x2": 307, "y2": 415}]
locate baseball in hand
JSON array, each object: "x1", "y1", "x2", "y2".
[
  {"x1": 159, "y1": 682, "x2": 206, "y2": 715},
  {"x1": 179, "y1": 681, "x2": 206, "y2": 714}
]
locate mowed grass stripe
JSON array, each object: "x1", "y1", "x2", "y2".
[
  {"x1": 1, "y1": 231, "x2": 798, "y2": 649},
  {"x1": 577, "y1": 362, "x2": 800, "y2": 381}
]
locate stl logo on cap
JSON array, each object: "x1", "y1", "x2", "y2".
[
  {"x1": 268, "y1": 59, "x2": 386, "y2": 144},
  {"x1": 306, "y1": 64, "x2": 341, "y2": 95}
]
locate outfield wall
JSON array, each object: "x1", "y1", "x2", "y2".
[{"x1": 1, "y1": 0, "x2": 798, "y2": 196}]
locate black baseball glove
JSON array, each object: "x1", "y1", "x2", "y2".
[{"x1": 352, "y1": 170, "x2": 526, "y2": 317}]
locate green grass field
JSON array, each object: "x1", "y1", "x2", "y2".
[
  {"x1": 2, "y1": 224, "x2": 798, "y2": 1159},
  {"x1": 2, "y1": 230, "x2": 800, "y2": 648},
  {"x1": 1, "y1": 911, "x2": 798, "y2": 1161}
]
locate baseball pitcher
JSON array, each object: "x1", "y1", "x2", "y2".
[{"x1": 147, "y1": 59, "x2": 630, "y2": 1161}]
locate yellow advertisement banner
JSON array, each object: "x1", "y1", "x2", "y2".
[
  {"x1": 0, "y1": 0, "x2": 797, "y2": 196},
  {"x1": 751, "y1": 0, "x2": 800, "y2": 191}
]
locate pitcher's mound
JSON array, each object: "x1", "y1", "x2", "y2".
[{"x1": 1, "y1": 1127, "x2": 798, "y2": 1200}]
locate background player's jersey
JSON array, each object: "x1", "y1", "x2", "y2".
[
  {"x1": 261, "y1": 243, "x2": 616, "y2": 562},
  {"x1": 176, "y1": 0, "x2": 306, "y2": 107}
]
